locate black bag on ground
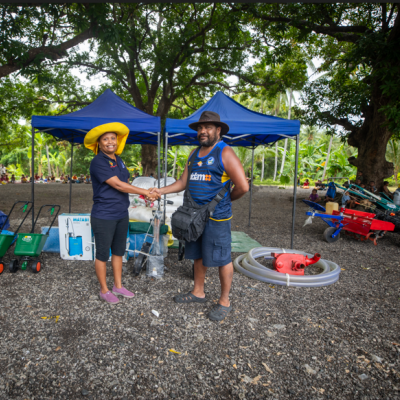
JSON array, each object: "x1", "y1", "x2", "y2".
[{"x1": 171, "y1": 148, "x2": 230, "y2": 242}]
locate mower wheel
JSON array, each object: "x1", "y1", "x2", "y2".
[
  {"x1": 323, "y1": 227, "x2": 340, "y2": 243},
  {"x1": 31, "y1": 261, "x2": 41, "y2": 273},
  {"x1": 9, "y1": 259, "x2": 18, "y2": 273},
  {"x1": 0, "y1": 263, "x2": 3, "y2": 274}
]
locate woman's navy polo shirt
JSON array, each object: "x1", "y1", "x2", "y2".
[{"x1": 89, "y1": 151, "x2": 130, "y2": 220}]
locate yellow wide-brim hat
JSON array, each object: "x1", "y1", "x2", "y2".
[{"x1": 84, "y1": 122, "x2": 129, "y2": 155}]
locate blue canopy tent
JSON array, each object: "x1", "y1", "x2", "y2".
[
  {"x1": 30, "y1": 89, "x2": 161, "y2": 227},
  {"x1": 164, "y1": 91, "x2": 301, "y2": 248}
]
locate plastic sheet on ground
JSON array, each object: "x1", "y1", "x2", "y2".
[
  {"x1": 171, "y1": 231, "x2": 261, "y2": 253},
  {"x1": 231, "y1": 231, "x2": 261, "y2": 253}
]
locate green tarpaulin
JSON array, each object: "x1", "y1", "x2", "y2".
[{"x1": 171, "y1": 231, "x2": 261, "y2": 253}]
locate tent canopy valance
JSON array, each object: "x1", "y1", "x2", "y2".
[
  {"x1": 164, "y1": 91, "x2": 300, "y2": 147},
  {"x1": 31, "y1": 89, "x2": 161, "y2": 145}
]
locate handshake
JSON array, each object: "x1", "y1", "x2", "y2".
[{"x1": 144, "y1": 187, "x2": 163, "y2": 202}]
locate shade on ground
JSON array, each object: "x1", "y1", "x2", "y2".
[{"x1": 171, "y1": 231, "x2": 261, "y2": 253}]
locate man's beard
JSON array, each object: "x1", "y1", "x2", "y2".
[{"x1": 198, "y1": 133, "x2": 219, "y2": 148}]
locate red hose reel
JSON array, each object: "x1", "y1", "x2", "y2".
[{"x1": 271, "y1": 253, "x2": 321, "y2": 275}]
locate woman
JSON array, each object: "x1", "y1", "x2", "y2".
[{"x1": 84, "y1": 122, "x2": 159, "y2": 304}]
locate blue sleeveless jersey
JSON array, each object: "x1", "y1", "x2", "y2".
[{"x1": 187, "y1": 141, "x2": 232, "y2": 221}]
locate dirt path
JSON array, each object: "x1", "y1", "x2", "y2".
[{"x1": 0, "y1": 183, "x2": 399, "y2": 399}]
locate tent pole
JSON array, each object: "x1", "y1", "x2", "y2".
[
  {"x1": 290, "y1": 135, "x2": 299, "y2": 249},
  {"x1": 163, "y1": 133, "x2": 168, "y2": 223},
  {"x1": 157, "y1": 132, "x2": 160, "y2": 189},
  {"x1": 69, "y1": 142, "x2": 74, "y2": 213},
  {"x1": 248, "y1": 147, "x2": 255, "y2": 226},
  {"x1": 31, "y1": 127, "x2": 35, "y2": 231}
]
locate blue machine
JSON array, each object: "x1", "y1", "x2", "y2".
[{"x1": 65, "y1": 217, "x2": 83, "y2": 256}]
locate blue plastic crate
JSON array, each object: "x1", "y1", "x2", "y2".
[
  {"x1": 127, "y1": 233, "x2": 165, "y2": 258},
  {"x1": 41, "y1": 227, "x2": 60, "y2": 252}
]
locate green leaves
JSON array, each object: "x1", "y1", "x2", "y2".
[{"x1": 280, "y1": 174, "x2": 290, "y2": 186}]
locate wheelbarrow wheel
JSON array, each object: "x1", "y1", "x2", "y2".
[
  {"x1": 31, "y1": 261, "x2": 41, "y2": 273},
  {"x1": 0, "y1": 263, "x2": 3, "y2": 274},
  {"x1": 132, "y1": 241, "x2": 152, "y2": 276},
  {"x1": 9, "y1": 259, "x2": 18, "y2": 273},
  {"x1": 133, "y1": 254, "x2": 146, "y2": 276},
  {"x1": 323, "y1": 227, "x2": 340, "y2": 243}
]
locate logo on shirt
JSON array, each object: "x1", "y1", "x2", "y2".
[
  {"x1": 190, "y1": 172, "x2": 211, "y2": 182},
  {"x1": 109, "y1": 161, "x2": 116, "y2": 168},
  {"x1": 197, "y1": 161, "x2": 203, "y2": 167},
  {"x1": 207, "y1": 157, "x2": 214, "y2": 166}
]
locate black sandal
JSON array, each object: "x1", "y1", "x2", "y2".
[
  {"x1": 208, "y1": 303, "x2": 232, "y2": 321},
  {"x1": 173, "y1": 292, "x2": 207, "y2": 304}
]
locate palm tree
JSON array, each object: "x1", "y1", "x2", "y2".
[
  {"x1": 278, "y1": 88, "x2": 294, "y2": 179},
  {"x1": 321, "y1": 135, "x2": 333, "y2": 181}
]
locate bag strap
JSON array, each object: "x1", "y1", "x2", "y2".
[
  {"x1": 186, "y1": 147, "x2": 200, "y2": 186},
  {"x1": 208, "y1": 181, "x2": 231, "y2": 216},
  {"x1": 184, "y1": 148, "x2": 201, "y2": 208}
]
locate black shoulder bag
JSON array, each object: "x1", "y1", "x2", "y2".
[{"x1": 171, "y1": 148, "x2": 230, "y2": 242}]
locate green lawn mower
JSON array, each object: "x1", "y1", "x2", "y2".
[{"x1": 9, "y1": 204, "x2": 60, "y2": 273}]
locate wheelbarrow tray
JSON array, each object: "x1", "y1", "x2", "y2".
[
  {"x1": 332, "y1": 209, "x2": 395, "y2": 236},
  {"x1": 14, "y1": 233, "x2": 49, "y2": 257},
  {"x1": 0, "y1": 233, "x2": 15, "y2": 257}
]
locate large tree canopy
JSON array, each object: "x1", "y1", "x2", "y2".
[
  {"x1": 0, "y1": 3, "x2": 118, "y2": 79},
  {"x1": 60, "y1": 3, "x2": 256, "y2": 174},
  {"x1": 236, "y1": 3, "x2": 400, "y2": 188}
]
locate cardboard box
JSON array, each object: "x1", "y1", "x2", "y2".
[{"x1": 58, "y1": 214, "x2": 94, "y2": 260}]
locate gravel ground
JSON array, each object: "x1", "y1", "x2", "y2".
[{"x1": 0, "y1": 183, "x2": 399, "y2": 400}]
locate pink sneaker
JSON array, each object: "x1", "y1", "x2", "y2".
[
  {"x1": 112, "y1": 285, "x2": 135, "y2": 298},
  {"x1": 99, "y1": 290, "x2": 119, "y2": 304}
]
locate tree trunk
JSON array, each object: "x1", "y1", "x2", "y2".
[
  {"x1": 348, "y1": 89, "x2": 394, "y2": 191},
  {"x1": 141, "y1": 145, "x2": 158, "y2": 177},
  {"x1": 46, "y1": 145, "x2": 51, "y2": 176},
  {"x1": 38, "y1": 149, "x2": 42, "y2": 176},
  {"x1": 322, "y1": 136, "x2": 333, "y2": 181},
  {"x1": 261, "y1": 152, "x2": 265, "y2": 181},
  {"x1": 278, "y1": 89, "x2": 292, "y2": 178},
  {"x1": 172, "y1": 148, "x2": 177, "y2": 178},
  {"x1": 279, "y1": 139, "x2": 287, "y2": 178},
  {"x1": 273, "y1": 104, "x2": 278, "y2": 181}
]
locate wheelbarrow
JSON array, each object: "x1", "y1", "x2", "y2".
[
  {"x1": 9, "y1": 204, "x2": 61, "y2": 273},
  {"x1": 0, "y1": 201, "x2": 33, "y2": 274},
  {"x1": 303, "y1": 200, "x2": 395, "y2": 245}
]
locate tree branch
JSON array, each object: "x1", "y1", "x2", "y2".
[
  {"x1": 319, "y1": 111, "x2": 356, "y2": 131},
  {"x1": 0, "y1": 26, "x2": 96, "y2": 79}
]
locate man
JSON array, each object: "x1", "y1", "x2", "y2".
[
  {"x1": 342, "y1": 190, "x2": 356, "y2": 209},
  {"x1": 150, "y1": 111, "x2": 249, "y2": 321},
  {"x1": 383, "y1": 181, "x2": 393, "y2": 199}
]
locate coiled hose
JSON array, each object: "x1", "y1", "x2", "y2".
[{"x1": 234, "y1": 247, "x2": 340, "y2": 288}]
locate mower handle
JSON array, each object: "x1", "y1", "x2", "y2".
[
  {"x1": 31, "y1": 205, "x2": 61, "y2": 234},
  {"x1": 0, "y1": 201, "x2": 33, "y2": 234}
]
